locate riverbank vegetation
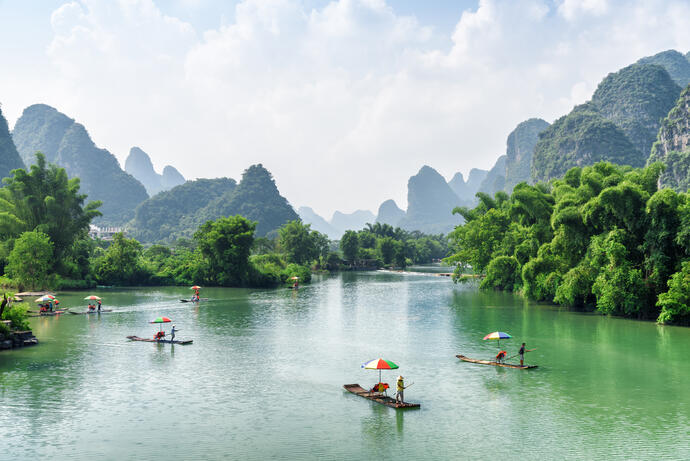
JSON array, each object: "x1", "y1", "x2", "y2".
[
  {"x1": 340, "y1": 222, "x2": 448, "y2": 269},
  {"x1": 446, "y1": 161, "x2": 690, "y2": 325}
]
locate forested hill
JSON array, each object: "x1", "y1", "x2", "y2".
[
  {"x1": 0, "y1": 106, "x2": 24, "y2": 179},
  {"x1": 531, "y1": 64, "x2": 680, "y2": 182},
  {"x1": 196, "y1": 164, "x2": 298, "y2": 237},
  {"x1": 637, "y1": 49, "x2": 690, "y2": 87},
  {"x1": 125, "y1": 146, "x2": 185, "y2": 196},
  {"x1": 649, "y1": 85, "x2": 690, "y2": 192},
  {"x1": 129, "y1": 177, "x2": 237, "y2": 243},
  {"x1": 531, "y1": 105, "x2": 643, "y2": 182},
  {"x1": 12, "y1": 104, "x2": 148, "y2": 225},
  {"x1": 590, "y1": 63, "x2": 681, "y2": 156}
]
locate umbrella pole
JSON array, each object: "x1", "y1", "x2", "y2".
[{"x1": 379, "y1": 369, "x2": 382, "y2": 383}]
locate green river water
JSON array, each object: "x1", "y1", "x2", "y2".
[{"x1": 1, "y1": 271, "x2": 689, "y2": 460}]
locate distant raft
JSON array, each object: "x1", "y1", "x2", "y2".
[
  {"x1": 343, "y1": 384, "x2": 420, "y2": 409},
  {"x1": 69, "y1": 309, "x2": 113, "y2": 315},
  {"x1": 456, "y1": 354, "x2": 538, "y2": 369},
  {"x1": 126, "y1": 335, "x2": 193, "y2": 345}
]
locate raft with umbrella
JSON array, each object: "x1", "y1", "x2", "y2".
[
  {"x1": 70, "y1": 295, "x2": 111, "y2": 314},
  {"x1": 456, "y1": 354, "x2": 537, "y2": 369},
  {"x1": 457, "y1": 331, "x2": 538, "y2": 369},
  {"x1": 180, "y1": 285, "x2": 207, "y2": 302},
  {"x1": 126, "y1": 317, "x2": 193, "y2": 345},
  {"x1": 343, "y1": 358, "x2": 420, "y2": 409}
]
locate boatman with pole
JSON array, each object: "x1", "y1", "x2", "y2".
[
  {"x1": 519, "y1": 343, "x2": 536, "y2": 367},
  {"x1": 396, "y1": 376, "x2": 406, "y2": 404},
  {"x1": 171, "y1": 325, "x2": 178, "y2": 342}
]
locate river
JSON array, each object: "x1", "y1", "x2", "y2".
[{"x1": 1, "y1": 271, "x2": 689, "y2": 460}]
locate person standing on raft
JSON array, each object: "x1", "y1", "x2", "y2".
[
  {"x1": 170, "y1": 325, "x2": 179, "y2": 342},
  {"x1": 519, "y1": 343, "x2": 535, "y2": 366},
  {"x1": 396, "y1": 376, "x2": 407, "y2": 404}
]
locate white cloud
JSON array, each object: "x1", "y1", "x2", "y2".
[{"x1": 4, "y1": 0, "x2": 689, "y2": 218}]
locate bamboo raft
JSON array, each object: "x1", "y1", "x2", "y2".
[
  {"x1": 456, "y1": 354, "x2": 538, "y2": 369},
  {"x1": 69, "y1": 309, "x2": 113, "y2": 315},
  {"x1": 343, "y1": 384, "x2": 420, "y2": 409},
  {"x1": 28, "y1": 310, "x2": 66, "y2": 317},
  {"x1": 180, "y1": 298, "x2": 208, "y2": 303},
  {"x1": 126, "y1": 335, "x2": 193, "y2": 345}
]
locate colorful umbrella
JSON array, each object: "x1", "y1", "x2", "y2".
[
  {"x1": 35, "y1": 295, "x2": 56, "y2": 302},
  {"x1": 191, "y1": 286, "x2": 201, "y2": 290},
  {"x1": 290, "y1": 276, "x2": 299, "y2": 280},
  {"x1": 483, "y1": 331, "x2": 511, "y2": 348},
  {"x1": 362, "y1": 358, "x2": 399, "y2": 383},
  {"x1": 150, "y1": 316, "x2": 172, "y2": 331},
  {"x1": 84, "y1": 295, "x2": 102, "y2": 301}
]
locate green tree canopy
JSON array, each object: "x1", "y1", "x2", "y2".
[
  {"x1": 6, "y1": 230, "x2": 53, "y2": 290},
  {"x1": 195, "y1": 215, "x2": 256, "y2": 286}
]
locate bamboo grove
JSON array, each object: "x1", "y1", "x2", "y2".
[{"x1": 445, "y1": 162, "x2": 690, "y2": 325}]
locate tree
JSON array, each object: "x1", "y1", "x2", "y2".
[
  {"x1": 0, "y1": 153, "x2": 101, "y2": 274},
  {"x1": 96, "y1": 233, "x2": 148, "y2": 285},
  {"x1": 6, "y1": 230, "x2": 53, "y2": 289},
  {"x1": 657, "y1": 262, "x2": 690, "y2": 324},
  {"x1": 278, "y1": 220, "x2": 319, "y2": 265},
  {"x1": 195, "y1": 215, "x2": 256, "y2": 286},
  {"x1": 341, "y1": 230, "x2": 359, "y2": 262},
  {"x1": 377, "y1": 236, "x2": 396, "y2": 265}
]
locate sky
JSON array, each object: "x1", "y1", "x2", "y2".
[{"x1": 1, "y1": 0, "x2": 689, "y2": 219}]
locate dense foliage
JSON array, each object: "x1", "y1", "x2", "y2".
[
  {"x1": 130, "y1": 177, "x2": 237, "y2": 243},
  {"x1": 637, "y1": 49, "x2": 690, "y2": 87},
  {"x1": 194, "y1": 164, "x2": 299, "y2": 237},
  {"x1": 339, "y1": 222, "x2": 448, "y2": 268},
  {"x1": 531, "y1": 106, "x2": 644, "y2": 182},
  {"x1": 0, "y1": 154, "x2": 101, "y2": 288},
  {"x1": 649, "y1": 85, "x2": 690, "y2": 192},
  {"x1": 447, "y1": 162, "x2": 690, "y2": 324},
  {"x1": 591, "y1": 63, "x2": 681, "y2": 156}
]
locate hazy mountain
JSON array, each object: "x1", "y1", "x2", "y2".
[
  {"x1": 130, "y1": 177, "x2": 236, "y2": 243},
  {"x1": 448, "y1": 168, "x2": 488, "y2": 204},
  {"x1": 375, "y1": 199, "x2": 405, "y2": 227},
  {"x1": 331, "y1": 209, "x2": 375, "y2": 234},
  {"x1": 591, "y1": 63, "x2": 681, "y2": 156},
  {"x1": 398, "y1": 165, "x2": 462, "y2": 234},
  {"x1": 194, "y1": 164, "x2": 299, "y2": 237},
  {"x1": 637, "y1": 49, "x2": 690, "y2": 87},
  {"x1": 0, "y1": 106, "x2": 24, "y2": 179},
  {"x1": 12, "y1": 104, "x2": 149, "y2": 225},
  {"x1": 125, "y1": 147, "x2": 185, "y2": 196},
  {"x1": 504, "y1": 118, "x2": 550, "y2": 191},
  {"x1": 531, "y1": 105, "x2": 643, "y2": 182},
  {"x1": 161, "y1": 165, "x2": 185, "y2": 190},
  {"x1": 478, "y1": 155, "x2": 507, "y2": 195},
  {"x1": 648, "y1": 85, "x2": 690, "y2": 191},
  {"x1": 298, "y1": 206, "x2": 339, "y2": 239}
]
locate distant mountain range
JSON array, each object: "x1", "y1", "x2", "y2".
[{"x1": 1, "y1": 49, "x2": 689, "y2": 238}]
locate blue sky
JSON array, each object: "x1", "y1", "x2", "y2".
[{"x1": 1, "y1": 0, "x2": 689, "y2": 217}]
